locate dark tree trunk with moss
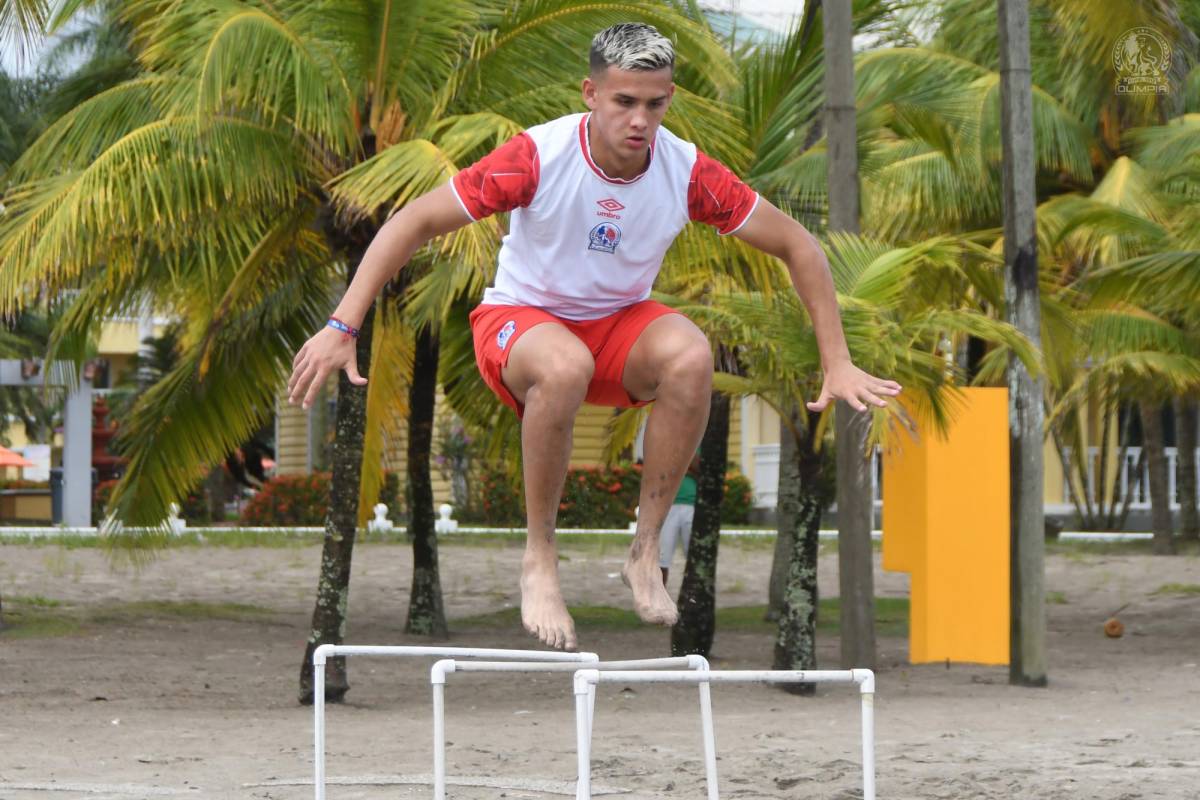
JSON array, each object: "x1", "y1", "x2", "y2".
[
  {"x1": 405, "y1": 325, "x2": 448, "y2": 636},
  {"x1": 298, "y1": 207, "x2": 378, "y2": 704},
  {"x1": 298, "y1": 291, "x2": 375, "y2": 704},
  {"x1": 1140, "y1": 402, "x2": 1176, "y2": 555},
  {"x1": 1175, "y1": 398, "x2": 1199, "y2": 542},
  {"x1": 671, "y1": 390, "x2": 730, "y2": 657},
  {"x1": 774, "y1": 410, "x2": 832, "y2": 695}
]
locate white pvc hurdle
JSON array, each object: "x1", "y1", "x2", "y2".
[
  {"x1": 429, "y1": 655, "x2": 716, "y2": 800},
  {"x1": 572, "y1": 668, "x2": 876, "y2": 800},
  {"x1": 311, "y1": 644, "x2": 597, "y2": 800}
]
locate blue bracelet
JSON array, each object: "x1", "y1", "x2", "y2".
[{"x1": 327, "y1": 317, "x2": 359, "y2": 338}]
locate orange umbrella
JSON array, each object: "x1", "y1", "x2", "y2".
[{"x1": 0, "y1": 446, "x2": 36, "y2": 468}]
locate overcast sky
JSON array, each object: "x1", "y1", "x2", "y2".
[{"x1": 2, "y1": 1, "x2": 803, "y2": 77}]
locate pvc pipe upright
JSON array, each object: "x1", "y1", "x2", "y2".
[
  {"x1": 432, "y1": 680, "x2": 446, "y2": 800},
  {"x1": 313, "y1": 644, "x2": 331, "y2": 800},
  {"x1": 853, "y1": 669, "x2": 876, "y2": 800},
  {"x1": 574, "y1": 671, "x2": 598, "y2": 800},
  {"x1": 688, "y1": 655, "x2": 719, "y2": 800}
]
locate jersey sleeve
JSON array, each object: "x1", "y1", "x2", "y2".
[
  {"x1": 450, "y1": 133, "x2": 540, "y2": 220},
  {"x1": 687, "y1": 150, "x2": 760, "y2": 235}
]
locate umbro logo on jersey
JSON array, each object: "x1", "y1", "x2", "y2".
[
  {"x1": 588, "y1": 222, "x2": 621, "y2": 254},
  {"x1": 596, "y1": 197, "x2": 624, "y2": 219}
]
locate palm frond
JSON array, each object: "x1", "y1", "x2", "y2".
[
  {"x1": 0, "y1": 116, "x2": 310, "y2": 310},
  {"x1": 601, "y1": 406, "x2": 648, "y2": 466},
  {"x1": 358, "y1": 294, "x2": 413, "y2": 525},
  {"x1": 0, "y1": 0, "x2": 48, "y2": 64},
  {"x1": 106, "y1": 214, "x2": 337, "y2": 528},
  {"x1": 193, "y1": 5, "x2": 357, "y2": 155}
]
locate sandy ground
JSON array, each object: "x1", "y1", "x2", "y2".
[{"x1": 1, "y1": 535, "x2": 1198, "y2": 800}]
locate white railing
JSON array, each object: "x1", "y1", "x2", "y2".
[
  {"x1": 752, "y1": 444, "x2": 1200, "y2": 511},
  {"x1": 751, "y1": 445, "x2": 883, "y2": 508},
  {"x1": 1060, "y1": 447, "x2": 1200, "y2": 509}
]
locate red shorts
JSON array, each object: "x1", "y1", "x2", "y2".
[{"x1": 469, "y1": 300, "x2": 680, "y2": 417}]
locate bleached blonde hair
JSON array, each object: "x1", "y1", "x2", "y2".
[{"x1": 589, "y1": 23, "x2": 675, "y2": 74}]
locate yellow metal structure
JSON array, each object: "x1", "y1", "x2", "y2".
[{"x1": 882, "y1": 387, "x2": 1010, "y2": 665}]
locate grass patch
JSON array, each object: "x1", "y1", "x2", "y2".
[
  {"x1": 0, "y1": 596, "x2": 82, "y2": 639},
  {"x1": 454, "y1": 598, "x2": 909, "y2": 638},
  {"x1": 1046, "y1": 538, "x2": 1160, "y2": 557},
  {"x1": 1046, "y1": 591, "x2": 1069, "y2": 605},
  {"x1": 0, "y1": 598, "x2": 278, "y2": 640},
  {"x1": 9, "y1": 594, "x2": 62, "y2": 607},
  {"x1": 88, "y1": 600, "x2": 276, "y2": 624},
  {"x1": 1152, "y1": 583, "x2": 1200, "y2": 597}
]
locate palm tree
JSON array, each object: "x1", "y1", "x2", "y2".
[
  {"x1": 0, "y1": 0, "x2": 740, "y2": 699},
  {"x1": 0, "y1": 0, "x2": 48, "y2": 61},
  {"x1": 776, "y1": 0, "x2": 1196, "y2": 565},
  {"x1": 676, "y1": 233, "x2": 1034, "y2": 684}
]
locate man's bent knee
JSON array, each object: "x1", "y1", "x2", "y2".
[
  {"x1": 529, "y1": 358, "x2": 594, "y2": 403},
  {"x1": 660, "y1": 341, "x2": 713, "y2": 395},
  {"x1": 504, "y1": 328, "x2": 595, "y2": 407}
]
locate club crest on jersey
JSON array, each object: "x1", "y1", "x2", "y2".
[
  {"x1": 588, "y1": 222, "x2": 622, "y2": 254},
  {"x1": 496, "y1": 320, "x2": 517, "y2": 350}
]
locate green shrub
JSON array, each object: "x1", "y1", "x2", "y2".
[
  {"x1": 473, "y1": 461, "x2": 755, "y2": 528},
  {"x1": 180, "y1": 485, "x2": 210, "y2": 524},
  {"x1": 239, "y1": 473, "x2": 330, "y2": 526},
  {"x1": 722, "y1": 468, "x2": 754, "y2": 524},
  {"x1": 92, "y1": 479, "x2": 119, "y2": 523},
  {"x1": 557, "y1": 463, "x2": 642, "y2": 528},
  {"x1": 476, "y1": 465, "x2": 524, "y2": 526}
]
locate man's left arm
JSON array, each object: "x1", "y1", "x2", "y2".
[{"x1": 733, "y1": 200, "x2": 902, "y2": 412}]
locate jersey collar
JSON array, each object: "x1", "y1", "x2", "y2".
[{"x1": 578, "y1": 113, "x2": 654, "y2": 185}]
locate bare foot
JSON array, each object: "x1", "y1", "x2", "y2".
[
  {"x1": 622, "y1": 551, "x2": 679, "y2": 625},
  {"x1": 520, "y1": 556, "x2": 577, "y2": 650}
]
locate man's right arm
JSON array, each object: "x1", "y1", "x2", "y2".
[
  {"x1": 287, "y1": 184, "x2": 470, "y2": 409},
  {"x1": 288, "y1": 131, "x2": 540, "y2": 409}
]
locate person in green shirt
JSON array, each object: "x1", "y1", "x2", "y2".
[{"x1": 659, "y1": 450, "x2": 701, "y2": 584}]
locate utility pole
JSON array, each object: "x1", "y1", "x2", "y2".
[
  {"x1": 997, "y1": 0, "x2": 1047, "y2": 686},
  {"x1": 824, "y1": 0, "x2": 876, "y2": 670}
]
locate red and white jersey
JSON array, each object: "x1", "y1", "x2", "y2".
[{"x1": 450, "y1": 112, "x2": 759, "y2": 321}]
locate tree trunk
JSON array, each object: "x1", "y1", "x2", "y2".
[
  {"x1": 999, "y1": 0, "x2": 1047, "y2": 687},
  {"x1": 773, "y1": 410, "x2": 831, "y2": 695},
  {"x1": 822, "y1": 0, "x2": 876, "y2": 672},
  {"x1": 205, "y1": 466, "x2": 226, "y2": 523},
  {"x1": 405, "y1": 325, "x2": 448, "y2": 636},
  {"x1": 671, "y1": 390, "x2": 730, "y2": 657},
  {"x1": 836, "y1": 405, "x2": 876, "y2": 669},
  {"x1": 1140, "y1": 401, "x2": 1176, "y2": 555},
  {"x1": 766, "y1": 410, "x2": 801, "y2": 621},
  {"x1": 298, "y1": 297, "x2": 375, "y2": 704},
  {"x1": 1175, "y1": 397, "x2": 1199, "y2": 542}
]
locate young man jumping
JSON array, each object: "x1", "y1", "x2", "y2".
[{"x1": 287, "y1": 23, "x2": 901, "y2": 651}]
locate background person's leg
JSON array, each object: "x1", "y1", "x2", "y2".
[
  {"x1": 621, "y1": 314, "x2": 713, "y2": 624},
  {"x1": 501, "y1": 323, "x2": 595, "y2": 650},
  {"x1": 659, "y1": 504, "x2": 684, "y2": 585}
]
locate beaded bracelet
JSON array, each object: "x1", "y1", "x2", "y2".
[{"x1": 327, "y1": 317, "x2": 359, "y2": 338}]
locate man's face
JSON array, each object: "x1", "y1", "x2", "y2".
[{"x1": 582, "y1": 65, "x2": 675, "y2": 162}]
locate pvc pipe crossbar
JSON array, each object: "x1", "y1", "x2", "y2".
[
  {"x1": 572, "y1": 668, "x2": 875, "y2": 800},
  {"x1": 429, "y1": 656, "x2": 717, "y2": 800},
  {"x1": 312, "y1": 644, "x2": 598, "y2": 800}
]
